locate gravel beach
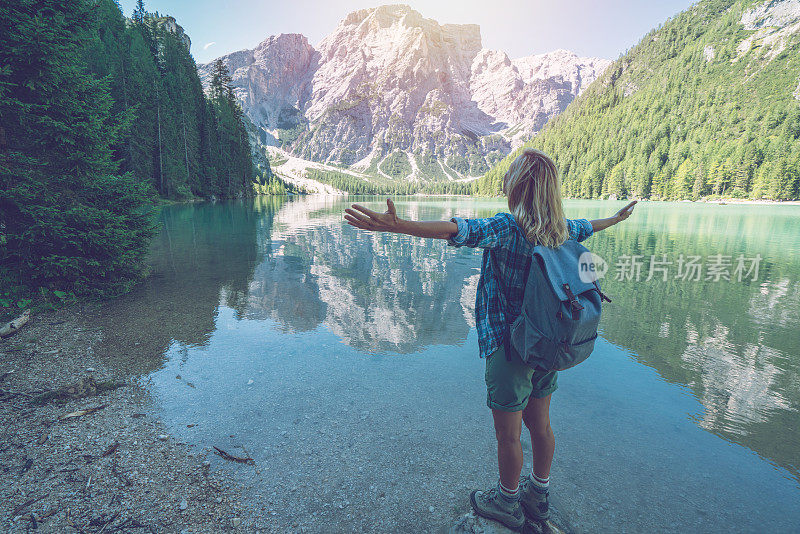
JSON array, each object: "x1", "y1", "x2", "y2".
[{"x1": 0, "y1": 306, "x2": 255, "y2": 533}]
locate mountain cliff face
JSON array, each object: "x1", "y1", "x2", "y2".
[
  {"x1": 213, "y1": 34, "x2": 318, "y2": 131},
  {"x1": 154, "y1": 16, "x2": 191, "y2": 50},
  {"x1": 200, "y1": 5, "x2": 609, "y2": 181}
]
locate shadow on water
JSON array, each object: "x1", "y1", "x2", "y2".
[
  {"x1": 85, "y1": 199, "x2": 271, "y2": 375},
  {"x1": 84, "y1": 196, "x2": 800, "y2": 532}
]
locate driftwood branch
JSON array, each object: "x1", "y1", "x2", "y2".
[
  {"x1": 0, "y1": 388, "x2": 33, "y2": 402},
  {"x1": 110, "y1": 460, "x2": 133, "y2": 486},
  {"x1": 65, "y1": 509, "x2": 87, "y2": 534},
  {"x1": 0, "y1": 310, "x2": 30, "y2": 338},
  {"x1": 11, "y1": 493, "x2": 48, "y2": 517},
  {"x1": 212, "y1": 446, "x2": 255, "y2": 465},
  {"x1": 33, "y1": 377, "x2": 122, "y2": 405},
  {"x1": 59, "y1": 404, "x2": 107, "y2": 421},
  {"x1": 101, "y1": 441, "x2": 119, "y2": 457},
  {"x1": 97, "y1": 511, "x2": 120, "y2": 534}
]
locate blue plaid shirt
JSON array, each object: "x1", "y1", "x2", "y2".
[{"x1": 448, "y1": 213, "x2": 594, "y2": 358}]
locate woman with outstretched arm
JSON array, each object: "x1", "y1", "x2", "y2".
[{"x1": 345, "y1": 148, "x2": 635, "y2": 529}]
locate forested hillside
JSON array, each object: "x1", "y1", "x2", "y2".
[
  {"x1": 476, "y1": 0, "x2": 800, "y2": 200},
  {"x1": 87, "y1": 0, "x2": 253, "y2": 199},
  {"x1": 0, "y1": 0, "x2": 253, "y2": 303}
]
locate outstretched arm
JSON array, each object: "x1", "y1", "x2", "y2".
[
  {"x1": 344, "y1": 199, "x2": 458, "y2": 240},
  {"x1": 590, "y1": 201, "x2": 637, "y2": 232}
]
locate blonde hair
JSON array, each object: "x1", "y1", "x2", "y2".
[{"x1": 503, "y1": 148, "x2": 568, "y2": 248}]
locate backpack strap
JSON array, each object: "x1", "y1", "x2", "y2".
[
  {"x1": 562, "y1": 283, "x2": 584, "y2": 320},
  {"x1": 592, "y1": 280, "x2": 612, "y2": 303}
]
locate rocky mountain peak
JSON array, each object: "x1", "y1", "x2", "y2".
[
  {"x1": 318, "y1": 4, "x2": 482, "y2": 65},
  {"x1": 342, "y1": 4, "x2": 423, "y2": 26},
  {"x1": 339, "y1": 4, "x2": 481, "y2": 44},
  {"x1": 201, "y1": 5, "x2": 610, "y2": 181},
  {"x1": 154, "y1": 16, "x2": 191, "y2": 50}
]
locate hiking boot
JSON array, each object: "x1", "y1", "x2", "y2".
[
  {"x1": 519, "y1": 476, "x2": 550, "y2": 521},
  {"x1": 469, "y1": 486, "x2": 525, "y2": 531}
]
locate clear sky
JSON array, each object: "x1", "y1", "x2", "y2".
[{"x1": 119, "y1": 0, "x2": 697, "y2": 64}]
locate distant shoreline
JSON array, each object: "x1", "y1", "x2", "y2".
[
  {"x1": 268, "y1": 193, "x2": 800, "y2": 205},
  {"x1": 612, "y1": 198, "x2": 800, "y2": 206},
  {"x1": 684, "y1": 199, "x2": 800, "y2": 205}
]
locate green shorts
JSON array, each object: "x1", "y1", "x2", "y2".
[{"x1": 485, "y1": 344, "x2": 558, "y2": 412}]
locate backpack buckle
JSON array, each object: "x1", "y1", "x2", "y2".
[
  {"x1": 562, "y1": 283, "x2": 583, "y2": 320},
  {"x1": 592, "y1": 281, "x2": 612, "y2": 303}
]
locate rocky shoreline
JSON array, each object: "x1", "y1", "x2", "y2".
[{"x1": 0, "y1": 306, "x2": 255, "y2": 533}]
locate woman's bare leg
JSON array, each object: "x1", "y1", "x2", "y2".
[
  {"x1": 491, "y1": 409, "x2": 524, "y2": 490},
  {"x1": 522, "y1": 394, "x2": 555, "y2": 479}
]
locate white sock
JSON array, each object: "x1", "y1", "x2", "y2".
[
  {"x1": 498, "y1": 480, "x2": 520, "y2": 501},
  {"x1": 530, "y1": 472, "x2": 550, "y2": 492}
]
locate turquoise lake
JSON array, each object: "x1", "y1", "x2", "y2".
[{"x1": 89, "y1": 196, "x2": 800, "y2": 533}]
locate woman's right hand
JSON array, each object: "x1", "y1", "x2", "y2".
[
  {"x1": 344, "y1": 199, "x2": 402, "y2": 233},
  {"x1": 613, "y1": 201, "x2": 637, "y2": 223}
]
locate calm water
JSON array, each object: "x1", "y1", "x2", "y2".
[{"x1": 89, "y1": 196, "x2": 800, "y2": 533}]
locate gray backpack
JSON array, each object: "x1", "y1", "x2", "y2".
[{"x1": 494, "y1": 239, "x2": 611, "y2": 371}]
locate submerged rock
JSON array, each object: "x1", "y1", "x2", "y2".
[{"x1": 449, "y1": 511, "x2": 564, "y2": 534}]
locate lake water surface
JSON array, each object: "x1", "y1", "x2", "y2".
[{"x1": 91, "y1": 196, "x2": 799, "y2": 533}]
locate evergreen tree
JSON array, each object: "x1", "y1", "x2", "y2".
[
  {"x1": 83, "y1": 2, "x2": 253, "y2": 200},
  {"x1": 0, "y1": 0, "x2": 155, "y2": 296},
  {"x1": 207, "y1": 59, "x2": 253, "y2": 198},
  {"x1": 132, "y1": 0, "x2": 146, "y2": 24},
  {"x1": 0, "y1": 0, "x2": 256, "y2": 302}
]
